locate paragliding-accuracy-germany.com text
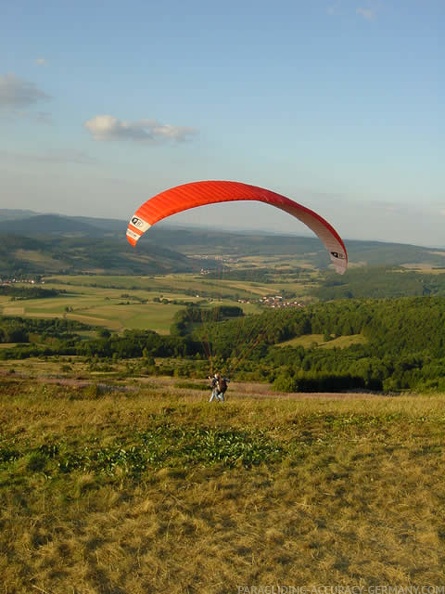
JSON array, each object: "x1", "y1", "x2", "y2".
[{"x1": 236, "y1": 586, "x2": 445, "y2": 594}]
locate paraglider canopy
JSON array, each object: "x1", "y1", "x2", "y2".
[{"x1": 126, "y1": 180, "x2": 348, "y2": 274}]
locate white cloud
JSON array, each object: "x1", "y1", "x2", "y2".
[
  {"x1": 0, "y1": 73, "x2": 50, "y2": 108},
  {"x1": 35, "y1": 57, "x2": 48, "y2": 66},
  {"x1": 84, "y1": 114, "x2": 197, "y2": 143},
  {"x1": 356, "y1": 7, "x2": 376, "y2": 20}
]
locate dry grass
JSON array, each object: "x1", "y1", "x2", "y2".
[{"x1": 1, "y1": 372, "x2": 445, "y2": 593}]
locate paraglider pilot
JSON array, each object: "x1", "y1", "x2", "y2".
[{"x1": 208, "y1": 373, "x2": 229, "y2": 402}]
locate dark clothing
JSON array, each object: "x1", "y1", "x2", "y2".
[{"x1": 208, "y1": 374, "x2": 229, "y2": 402}]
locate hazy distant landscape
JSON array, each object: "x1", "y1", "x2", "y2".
[{"x1": 2, "y1": 209, "x2": 445, "y2": 278}]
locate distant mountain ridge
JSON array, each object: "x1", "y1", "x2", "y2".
[
  {"x1": 0, "y1": 211, "x2": 124, "y2": 235},
  {"x1": 1, "y1": 209, "x2": 445, "y2": 274},
  {"x1": 0, "y1": 209, "x2": 37, "y2": 220},
  {"x1": 0, "y1": 210, "x2": 196, "y2": 276}
]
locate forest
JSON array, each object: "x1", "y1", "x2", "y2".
[{"x1": 1, "y1": 295, "x2": 445, "y2": 394}]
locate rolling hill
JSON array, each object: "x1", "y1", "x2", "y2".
[{"x1": 1, "y1": 209, "x2": 445, "y2": 277}]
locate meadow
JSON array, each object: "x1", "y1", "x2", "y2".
[
  {"x1": 1, "y1": 268, "x2": 445, "y2": 592},
  {"x1": 1, "y1": 364, "x2": 445, "y2": 593}
]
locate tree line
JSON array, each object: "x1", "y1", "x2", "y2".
[{"x1": 1, "y1": 296, "x2": 445, "y2": 393}]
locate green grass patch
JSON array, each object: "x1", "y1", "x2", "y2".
[{"x1": 277, "y1": 333, "x2": 368, "y2": 348}]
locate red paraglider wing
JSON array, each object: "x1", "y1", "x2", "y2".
[{"x1": 126, "y1": 180, "x2": 348, "y2": 274}]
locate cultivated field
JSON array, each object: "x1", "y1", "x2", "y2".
[
  {"x1": 1, "y1": 364, "x2": 445, "y2": 593},
  {"x1": 0, "y1": 271, "x2": 310, "y2": 335}
]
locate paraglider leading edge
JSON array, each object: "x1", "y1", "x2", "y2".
[{"x1": 126, "y1": 180, "x2": 348, "y2": 274}]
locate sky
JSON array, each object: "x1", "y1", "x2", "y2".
[{"x1": 1, "y1": 0, "x2": 444, "y2": 248}]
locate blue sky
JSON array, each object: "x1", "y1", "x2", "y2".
[{"x1": 1, "y1": 0, "x2": 444, "y2": 247}]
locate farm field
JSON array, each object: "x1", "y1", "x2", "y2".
[
  {"x1": 1, "y1": 367, "x2": 445, "y2": 592},
  {"x1": 0, "y1": 270, "x2": 311, "y2": 334}
]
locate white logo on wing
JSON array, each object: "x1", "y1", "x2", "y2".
[{"x1": 131, "y1": 217, "x2": 145, "y2": 228}]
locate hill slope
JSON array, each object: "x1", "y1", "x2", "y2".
[
  {"x1": 1, "y1": 209, "x2": 445, "y2": 275},
  {"x1": 0, "y1": 233, "x2": 198, "y2": 276}
]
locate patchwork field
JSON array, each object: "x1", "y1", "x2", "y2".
[{"x1": 0, "y1": 271, "x2": 311, "y2": 334}]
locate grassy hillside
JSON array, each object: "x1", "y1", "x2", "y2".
[
  {"x1": 1, "y1": 370, "x2": 444, "y2": 591},
  {"x1": 0, "y1": 234, "x2": 201, "y2": 276}
]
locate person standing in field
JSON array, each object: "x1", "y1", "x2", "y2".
[{"x1": 208, "y1": 373, "x2": 229, "y2": 402}]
